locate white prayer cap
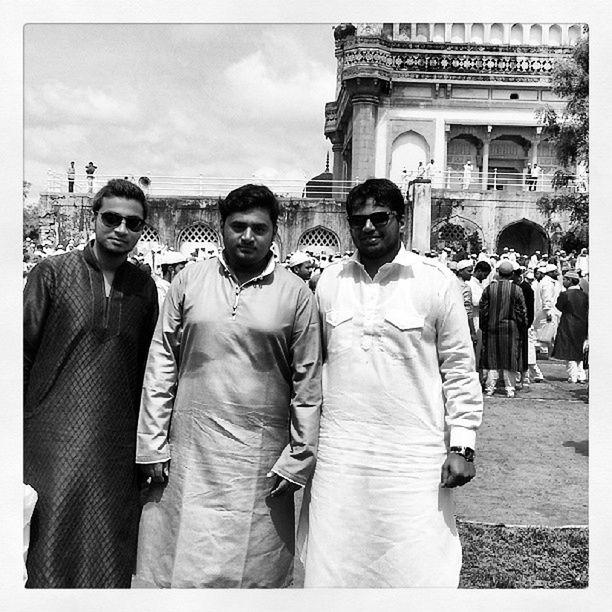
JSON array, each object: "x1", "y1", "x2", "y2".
[
  {"x1": 456, "y1": 259, "x2": 473, "y2": 271},
  {"x1": 288, "y1": 251, "x2": 312, "y2": 267},
  {"x1": 545, "y1": 263, "x2": 557, "y2": 273},
  {"x1": 497, "y1": 261, "x2": 514, "y2": 274},
  {"x1": 511, "y1": 261, "x2": 521, "y2": 271},
  {"x1": 161, "y1": 251, "x2": 188, "y2": 265}
]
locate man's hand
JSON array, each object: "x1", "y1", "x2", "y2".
[
  {"x1": 269, "y1": 476, "x2": 300, "y2": 498},
  {"x1": 138, "y1": 461, "x2": 169, "y2": 486},
  {"x1": 440, "y1": 453, "x2": 475, "y2": 488}
]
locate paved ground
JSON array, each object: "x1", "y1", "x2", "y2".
[{"x1": 292, "y1": 357, "x2": 588, "y2": 585}]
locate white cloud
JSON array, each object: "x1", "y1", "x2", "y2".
[{"x1": 26, "y1": 81, "x2": 140, "y2": 125}]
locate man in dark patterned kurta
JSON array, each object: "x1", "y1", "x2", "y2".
[
  {"x1": 479, "y1": 260, "x2": 528, "y2": 398},
  {"x1": 24, "y1": 179, "x2": 158, "y2": 587}
]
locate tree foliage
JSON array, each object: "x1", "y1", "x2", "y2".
[
  {"x1": 537, "y1": 30, "x2": 589, "y2": 237},
  {"x1": 23, "y1": 180, "x2": 40, "y2": 241},
  {"x1": 538, "y1": 30, "x2": 588, "y2": 169}
]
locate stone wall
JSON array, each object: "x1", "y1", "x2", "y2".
[{"x1": 38, "y1": 189, "x2": 573, "y2": 257}]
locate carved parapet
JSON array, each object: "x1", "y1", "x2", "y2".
[{"x1": 337, "y1": 36, "x2": 569, "y2": 86}]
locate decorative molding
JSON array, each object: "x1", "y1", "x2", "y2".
[{"x1": 342, "y1": 46, "x2": 560, "y2": 81}]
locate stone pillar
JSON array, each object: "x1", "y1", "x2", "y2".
[
  {"x1": 351, "y1": 94, "x2": 379, "y2": 182},
  {"x1": 481, "y1": 127, "x2": 492, "y2": 190},
  {"x1": 408, "y1": 180, "x2": 432, "y2": 253}
]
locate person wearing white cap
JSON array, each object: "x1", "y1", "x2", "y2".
[
  {"x1": 575, "y1": 248, "x2": 588, "y2": 278},
  {"x1": 154, "y1": 251, "x2": 188, "y2": 310},
  {"x1": 479, "y1": 260, "x2": 529, "y2": 398},
  {"x1": 288, "y1": 250, "x2": 315, "y2": 282},
  {"x1": 454, "y1": 260, "x2": 477, "y2": 347},
  {"x1": 533, "y1": 263, "x2": 561, "y2": 357},
  {"x1": 551, "y1": 270, "x2": 588, "y2": 383}
]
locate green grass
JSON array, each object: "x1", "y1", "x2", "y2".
[{"x1": 458, "y1": 521, "x2": 588, "y2": 588}]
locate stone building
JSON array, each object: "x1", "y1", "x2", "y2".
[
  {"x1": 37, "y1": 23, "x2": 585, "y2": 258},
  {"x1": 323, "y1": 22, "x2": 585, "y2": 255}
]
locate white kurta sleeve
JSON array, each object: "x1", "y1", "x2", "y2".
[
  {"x1": 270, "y1": 286, "x2": 322, "y2": 486},
  {"x1": 136, "y1": 272, "x2": 185, "y2": 464},
  {"x1": 435, "y1": 274, "x2": 484, "y2": 449}
]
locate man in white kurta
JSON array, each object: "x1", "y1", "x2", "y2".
[
  {"x1": 302, "y1": 179, "x2": 483, "y2": 588},
  {"x1": 134, "y1": 184, "x2": 322, "y2": 588}
]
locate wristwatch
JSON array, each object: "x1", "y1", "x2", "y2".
[{"x1": 449, "y1": 446, "x2": 475, "y2": 462}]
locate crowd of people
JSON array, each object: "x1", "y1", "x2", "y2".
[{"x1": 23, "y1": 177, "x2": 588, "y2": 589}]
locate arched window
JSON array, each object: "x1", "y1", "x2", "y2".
[
  {"x1": 471, "y1": 23, "x2": 484, "y2": 44},
  {"x1": 510, "y1": 24, "x2": 523, "y2": 45},
  {"x1": 529, "y1": 24, "x2": 542, "y2": 45},
  {"x1": 298, "y1": 226, "x2": 340, "y2": 255},
  {"x1": 432, "y1": 23, "x2": 445, "y2": 42},
  {"x1": 489, "y1": 23, "x2": 504, "y2": 45},
  {"x1": 177, "y1": 222, "x2": 220, "y2": 254},
  {"x1": 415, "y1": 23, "x2": 430, "y2": 42},
  {"x1": 451, "y1": 24, "x2": 465, "y2": 43},
  {"x1": 549, "y1": 24, "x2": 562, "y2": 46},
  {"x1": 568, "y1": 25, "x2": 581, "y2": 45},
  {"x1": 390, "y1": 130, "x2": 431, "y2": 186},
  {"x1": 140, "y1": 224, "x2": 160, "y2": 244}
]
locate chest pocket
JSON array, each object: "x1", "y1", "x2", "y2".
[
  {"x1": 325, "y1": 309, "x2": 354, "y2": 354},
  {"x1": 379, "y1": 310, "x2": 424, "y2": 360}
]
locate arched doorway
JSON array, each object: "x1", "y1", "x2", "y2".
[
  {"x1": 497, "y1": 219, "x2": 548, "y2": 255},
  {"x1": 390, "y1": 130, "x2": 430, "y2": 184},
  {"x1": 431, "y1": 216, "x2": 484, "y2": 254}
]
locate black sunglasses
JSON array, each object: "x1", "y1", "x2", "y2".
[
  {"x1": 347, "y1": 210, "x2": 396, "y2": 230},
  {"x1": 97, "y1": 211, "x2": 145, "y2": 232}
]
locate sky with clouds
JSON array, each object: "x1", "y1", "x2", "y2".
[{"x1": 24, "y1": 23, "x2": 337, "y2": 198}]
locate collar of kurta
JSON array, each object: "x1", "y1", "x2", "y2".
[
  {"x1": 217, "y1": 250, "x2": 276, "y2": 285},
  {"x1": 347, "y1": 244, "x2": 419, "y2": 272},
  {"x1": 82, "y1": 240, "x2": 130, "y2": 274}
]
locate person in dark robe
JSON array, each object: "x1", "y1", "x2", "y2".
[
  {"x1": 514, "y1": 264, "x2": 535, "y2": 388},
  {"x1": 479, "y1": 260, "x2": 528, "y2": 398},
  {"x1": 552, "y1": 270, "x2": 589, "y2": 383},
  {"x1": 24, "y1": 179, "x2": 158, "y2": 587}
]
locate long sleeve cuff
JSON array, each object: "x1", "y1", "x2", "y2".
[{"x1": 449, "y1": 426, "x2": 477, "y2": 450}]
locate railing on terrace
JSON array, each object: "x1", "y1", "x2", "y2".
[
  {"x1": 46, "y1": 172, "x2": 358, "y2": 199},
  {"x1": 46, "y1": 169, "x2": 588, "y2": 198}
]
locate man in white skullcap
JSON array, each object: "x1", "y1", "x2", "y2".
[
  {"x1": 288, "y1": 251, "x2": 315, "y2": 282},
  {"x1": 533, "y1": 263, "x2": 561, "y2": 358},
  {"x1": 455, "y1": 260, "x2": 477, "y2": 347},
  {"x1": 552, "y1": 270, "x2": 588, "y2": 383}
]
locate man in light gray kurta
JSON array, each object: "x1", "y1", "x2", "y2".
[{"x1": 134, "y1": 184, "x2": 322, "y2": 588}]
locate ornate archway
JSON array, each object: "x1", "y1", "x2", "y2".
[
  {"x1": 431, "y1": 216, "x2": 484, "y2": 254},
  {"x1": 496, "y1": 219, "x2": 549, "y2": 255},
  {"x1": 177, "y1": 222, "x2": 221, "y2": 255},
  {"x1": 297, "y1": 226, "x2": 341, "y2": 255}
]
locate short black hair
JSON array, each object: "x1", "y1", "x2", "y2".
[
  {"x1": 219, "y1": 184, "x2": 280, "y2": 226},
  {"x1": 345, "y1": 178, "x2": 405, "y2": 220},
  {"x1": 92, "y1": 179, "x2": 148, "y2": 220},
  {"x1": 474, "y1": 260, "x2": 492, "y2": 275}
]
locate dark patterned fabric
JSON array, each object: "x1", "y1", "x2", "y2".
[
  {"x1": 518, "y1": 280, "x2": 535, "y2": 370},
  {"x1": 552, "y1": 289, "x2": 588, "y2": 361},
  {"x1": 479, "y1": 279, "x2": 528, "y2": 371},
  {"x1": 24, "y1": 243, "x2": 158, "y2": 588}
]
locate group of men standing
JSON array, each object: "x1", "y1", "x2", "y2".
[
  {"x1": 25, "y1": 177, "x2": 484, "y2": 588},
  {"x1": 452, "y1": 253, "x2": 588, "y2": 397}
]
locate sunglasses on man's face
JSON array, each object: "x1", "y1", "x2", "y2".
[
  {"x1": 97, "y1": 211, "x2": 145, "y2": 232},
  {"x1": 347, "y1": 210, "x2": 397, "y2": 230}
]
